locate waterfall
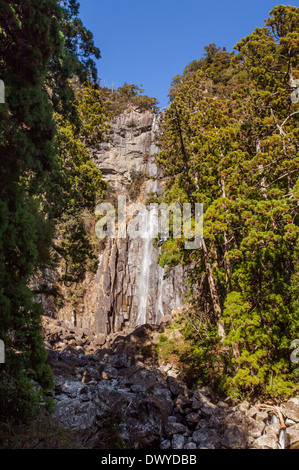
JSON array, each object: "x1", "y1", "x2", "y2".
[
  {"x1": 267, "y1": 414, "x2": 286, "y2": 449},
  {"x1": 273, "y1": 414, "x2": 286, "y2": 449},
  {"x1": 135, "y1": 194, "x2": 158, "y2": 325},
  {"x1": 278, "y1": 429, "x2": 286, "y2": 449},
  {"x1": 92, "y1": 108, "x2": 186, "y2": 335},
  {"x1": 136, "y1": 116, "x2": 164, "y2": 325}
]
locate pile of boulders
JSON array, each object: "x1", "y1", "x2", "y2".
[
  {"x1": 42, "y1": 316, "x2": 299, "y2": 449},
  {"x1": 42, "y1": 316, "x2": 110, "y2": 354}
]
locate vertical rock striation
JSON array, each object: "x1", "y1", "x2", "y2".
[
  {"x1": 41, "y1": 107, "x2": 188, "y2": 333},
  {"x1": 90, "y1": 109, "x2": 187, "y2": 334},
  {"x1": 92, "y1": 107, "x2": 154, "y2": 194}
]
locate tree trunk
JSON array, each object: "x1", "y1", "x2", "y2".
[
  {"x1": 257, "y1": 139, "x2": 267, "y2": 197},
  {"x1": 220, "y1": 175, "x2": 231, "y2": 284},
  {"x1": 201, "y1": 238, "x2": 225, "y2": 339}
]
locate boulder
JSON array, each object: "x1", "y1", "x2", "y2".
[
  {"x1": 172, "y1": 434, "x2": 185, "y2": 449},
  {"x1": 53, "y1": 399, "x2": 99, "y2": 432},
  {"x1": 55, "y1": 379, "x2": 85, "y2": 398},
  {"x1": 221, "y1": 426, "x2": 247, "y2": 449},
  {"x1": 263, "y1": 422, "x2": 281, "y2": 439},
  {"x1": 254, "y1": 436, "x2": 279, "y2": 449},
  {"x1": 104, "y1": 353, "x2": 130, "y2": 369},
  {"x1": 102, "y1": 366, "x2": 118, "y2": 380},
  {"x1": 160, "y1": 439, "x2": 171, "y2": 449},
  {"x1": 165, "y1": 418, "x2": 188, "y2": 437},
  {"x1": 185, "y1": 412, "x2": 200, "y2": 426},
  {"x1": 281, "y1": 399, "x2": 299, "y2": 423},
  {"x1": 94, "y1": 333, "x2": 106, "y2": 347},
  {"x1": 247, "y1": 418, "x2": 266, "y2": 440},
  {"x1": 192, "y1": 429, "x2": 221, "y2": 449},
  {"x1": 255, "y1": 411, "x2": 269, "y2": 422},
  {"x1": 286, "y1": 424, "x2": 299, "y2": 447},
  {"x1": 184, "y1": 442, "x2": 197, "y2": 449},
  {"x1": 166, "y1": 376, "x2": 185, "y2": 397}
]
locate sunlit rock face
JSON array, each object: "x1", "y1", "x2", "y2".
[
  {"x1": 89, "y1": 109, "x2": 187, "y2": 334},
  {"x1": 38, "y1": 108, "x2": 187, "y2": 333},
  {"x1": 92, "y1": 108, "x2": 154, "y2": 194},
  {"x1": 92, "y1": 233, "x2": 186, "y2": 335}
]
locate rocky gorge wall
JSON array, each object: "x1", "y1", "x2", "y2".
[
  {"x1": 47, "y1": 107, "x2": 187, "y2": 334},
  {"x1": 89, "y1": 110, "x2": 187, "y2": 334},
  {"x1": 89, "y1": 108, "x2": 187, "y2": 334},
  {"x1": 92, "y1": 107, "x2": 153, "y2": 194}
]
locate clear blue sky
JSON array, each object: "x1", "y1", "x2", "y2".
[{"x1": 79, "y1": 1, "x2": 299, "y2": 108}]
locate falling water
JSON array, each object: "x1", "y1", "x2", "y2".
[
  {"x1": 136, "y1": 116, "x2": 164, "y2": 325},
  {"x1": 267, "y1": 414, "x2": 286, "y2": 449},
  {"x1": 278, "y1": 429, "x2": 286, "y2": 449},
  {"x1": 135, "y1": 194, "x2": 158, "y2": 325}
]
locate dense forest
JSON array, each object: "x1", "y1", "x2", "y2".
[
  {"x1": 0, "y1": 0, "x2": 157, "y2": 426},
  {"x1": 156, "y1": 5, "x2": 299, "y2": 398},
  {"x1": 0, "y1": 0, "x2": 298, "y2": 444}
]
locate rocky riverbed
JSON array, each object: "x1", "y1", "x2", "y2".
[{"x1": 42, "y1": 315, "x2": 299, "y2": 449}]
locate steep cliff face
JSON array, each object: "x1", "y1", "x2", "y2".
[
  {"x1": 49, "y1": 107, "x2": 187, "y2": 334},
  {"x1": 90, "y1": 232, "x2": 186, "y2": 334},
  {"x1": 92, "y1": 107, "x2": 153, "y2": 194},
  {"x1": 88, "y1": 108, "x2": 187, "y2": 334}
]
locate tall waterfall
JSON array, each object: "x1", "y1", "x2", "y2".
[
  {"x1": 136, "y1": 117, "x2": 164, "y2": 325},
  {"x1": 91, "y1": 109, "x2": 186, "y2": 335}
]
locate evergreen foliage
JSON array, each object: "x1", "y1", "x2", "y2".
[
  {"x1": 0, "y1": 0, "x2": 107, "y2": 423},
  {"x1": 1, "y1": 1, "x2": 298, "y2": 432},
  {"x1": 100, "y1": 83, "x2": 159, "y2": 116},
  {"x1": 157, "y1": 5, "x2": 299, "y2": 398}
]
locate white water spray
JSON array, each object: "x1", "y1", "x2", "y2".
[{"x1": 136, "y1": 116, "x2": 164, "y2": 325}]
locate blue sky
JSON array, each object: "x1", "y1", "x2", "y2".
[{"x1": 79, "y1": 1, "x2": 299, "y2": 108}]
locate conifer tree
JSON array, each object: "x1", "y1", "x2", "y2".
[
  {"x1": 0, "y1": 0, "x2": 107, "y2": 423},
  {"x1": 157, "y1": 5, "x2": 299, "y2": 398}
]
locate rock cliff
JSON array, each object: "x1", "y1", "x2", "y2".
[
  {"x1": 48, "y1": 107, "x2": 187, "y2": 334},
  {"x1": 89, "y1": 108, "x2": 187, "y2": 334},
  {"x1": 92, "y1": 107, "x2": 153, "y2": 194}
]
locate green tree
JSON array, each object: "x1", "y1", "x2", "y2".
[
  {"x1": 0, "y1": 0, "x2": 107, "y2": 423},
  {"x1": 157, "y1": 6, "x2": 299, "y2": 398},
  {"x1": 45, "y1": 84, "x2": 108, "y2": 284},
  {"x1": 0, "y1": 0, "x2": 62, "y2": 423}
]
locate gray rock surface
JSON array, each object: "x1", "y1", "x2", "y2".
[
  {"x1": 172, "y1": 434, "x2": 186, "y2": 449},
  {"x1": 281, "y1": 398, "x2": 299, "y2": 423},
  {"x1": 44, "y1": 312, "x2": 299, "y2": 450},
  {"x1": 93, "y1": 108, "x2": 153, "y2": 194},
  {"x1": 89, "y1": 109, "x2": 187, "y2": 334}
]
